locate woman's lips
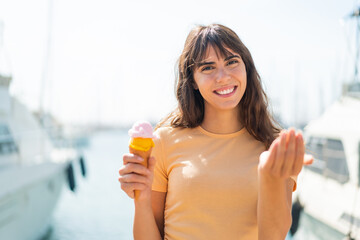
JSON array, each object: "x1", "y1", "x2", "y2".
[{"x1": 214, "y1": 86, "x2": 237, "y2": 97}]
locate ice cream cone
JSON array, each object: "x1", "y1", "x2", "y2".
[{"x1": 128, "y1": 121, "x2": 156, "y2": 200}]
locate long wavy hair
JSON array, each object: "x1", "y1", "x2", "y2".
[{"x1": 158, "y1": 24, "x2": 281, "y2": 149}]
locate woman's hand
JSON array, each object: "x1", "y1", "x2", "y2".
[
  {"x1": 118, "y1": 154, "x2": 156, "y2": 201},
  {"x1": 257, "y1": 129, "x2": 312, "y2": 239},
  {"x1": 258, "y1": 128, "x2": 313, "y2": 180}
]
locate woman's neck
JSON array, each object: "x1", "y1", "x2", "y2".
[{"x1": 201, "y1": 108, "x2": 243, "y2": 134}]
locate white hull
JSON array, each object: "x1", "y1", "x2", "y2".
[
  {"x1": 0, "y1": 162, "x2": 67, "y2": 240},
  {"x1": 295, "y1": 96, "x2": 360, "y2": 239},
  {"x1": 0, "y1": 29, "x2": 84, "y2": 240},
  {"x1": 294, "y1": 211, "x2": 346, "y2": 240},
  {"x1": 297, "y1": 170, "x2": 360, "y2": 238}
]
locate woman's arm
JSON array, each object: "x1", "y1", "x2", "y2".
[
  {"x1": 119, "y1": 155, "x2": 164, "y2": 240},
  {"x1": 134, "y1": 191, "x2": 165, "y2": 240},
  {"x1": 152, "y1": 191, "x2": 167, "y2": 238},
  {"x1": 257, "y1": 129, "x2": 313, "y2": 240},
  {"x1": 257, "y1": 174, "x2": 294, "y2": 240}
]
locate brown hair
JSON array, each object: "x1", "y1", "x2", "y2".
[{"x1": 158, "y1": 24, "x2": 281, "y2": 149}]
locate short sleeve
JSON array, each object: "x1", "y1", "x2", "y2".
[{"x1": 151, "y1": 132, "x2": 168, "y2": 192}]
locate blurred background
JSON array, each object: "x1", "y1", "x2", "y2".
[
  {"x1": 0, "y1": 0, "x2": 359, "y2": 239},
  {"x1": 0, "y1": 0, "x2": 357, "y2": 127}
]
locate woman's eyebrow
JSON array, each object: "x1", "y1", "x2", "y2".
[
  {"x1": 197, "y1": 61, "x2": 215, "y2": 67},
  {"x1": 224, "y1": 55, "x2": 241, "y2": 61},
  {"x1": 197, "y1": 55, "x2": 240, "y2": 67}
]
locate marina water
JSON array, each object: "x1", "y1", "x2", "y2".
[
  {"x1": 45, "y1": 129, "x2": 134, "y2": 240},
  {"x1": 44, "y1": 129, "x2": 328, "y2": 240}
]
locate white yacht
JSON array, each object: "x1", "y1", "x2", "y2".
[
  {"x1": 292, "y1": 7, "x2": 360, "y2": 240},
  {"x1": 294, "y1": 86, "x2": 360, "y2": 240},
  {"x1": 0, "y1": 24, "x2": 82, "y2": 240}
]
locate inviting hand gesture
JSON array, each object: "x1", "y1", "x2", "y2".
[{"x1": 258, "y1": 128, "x2": 313, "y2": 179}]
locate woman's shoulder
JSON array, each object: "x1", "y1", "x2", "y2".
[{"x1": 154, "y1": 126, "x2": 193, "y2": 139}]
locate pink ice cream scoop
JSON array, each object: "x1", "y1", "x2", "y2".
[{"x1": 128, "y1": 121, "x2": 157, "y2": 139}]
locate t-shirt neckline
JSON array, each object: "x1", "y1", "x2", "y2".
[{"x1": 197, "y1": 125, "x2": 246, "y2": 138}]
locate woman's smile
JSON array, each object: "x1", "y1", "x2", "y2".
[{"x1": 214, "y1": 85, "x2": 238, "y2": 97}]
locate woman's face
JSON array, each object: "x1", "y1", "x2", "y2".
[{"x1": 193, "y1": 45, "x2": 247, "y2": 115}]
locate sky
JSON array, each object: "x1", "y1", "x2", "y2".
[{"x1": 0, "y1": 0, "x2": 358, "y2": 127}]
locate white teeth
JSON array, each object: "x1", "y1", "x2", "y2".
[{"x1": 216, "y1": 87, "x2": 235, "y2": 95}]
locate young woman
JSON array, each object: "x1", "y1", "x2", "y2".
[{"x1": 119, "y1": 24, "x2": 313, "y2": 240}]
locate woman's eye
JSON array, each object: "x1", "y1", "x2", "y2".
[
  {"x1": 227, "y1": 60, "x2": 239, "y2": 65},
  {"x1": 201, "y1": 66, "x2": 213, "y2": 72}
]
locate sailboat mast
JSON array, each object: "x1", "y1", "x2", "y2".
[
  {"x1": 354, "y1": 10, "x2": 360, "y2": 83},
  {"x1": 39, "y1": 0, "x2": 53, "y2": 122},
  {"x1": 349, "y1": 7, "x2": 360, "y2": 83},
  {"x1": 342, "y1": 7, "x2": 360, "y2": 98}
]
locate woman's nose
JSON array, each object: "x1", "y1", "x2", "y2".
[{"x1": 215, "y1": 68, "x2": 231, "y2": 83}]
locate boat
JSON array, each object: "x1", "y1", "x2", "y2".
[
  {"x1": 291, "y1": 7, "x2": 360, "y2": 240},
  {"x1": 293, "y1": 91, "x2": 360, "y2": 239},
  {"x1": 0, "y1": 21, "x2": 83, "y2": 240}
]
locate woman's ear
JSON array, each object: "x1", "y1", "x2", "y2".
[{"x1": 193, "y1": 81, "x2": 198, "y2": 90}]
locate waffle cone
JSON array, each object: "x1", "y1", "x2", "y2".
[
  {"x1": 129, "y1": 146, "x2": 152, "y2": 168},
  {"x1": 129, "y1": 146, "x2": 153, "y2": 200}
]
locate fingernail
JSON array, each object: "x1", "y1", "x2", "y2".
[{"x1": 298, "y1": 134, "x2": 303, "y2": 141}]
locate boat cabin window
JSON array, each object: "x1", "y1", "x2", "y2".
[
  {"x1": 0, "y1": 124, "x2": 18, "y2": 155},
  {"x1": 306, "y1": 136, "x2": 349, "y2": 184}
]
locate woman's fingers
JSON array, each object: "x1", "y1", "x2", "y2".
[
  {"x1": 123, "y1": 153, "x2": 144, "y2": 165},
  {"x1": 119, "y1": 154, "x2": 156, "y2": 200},
  {"x1": 118, "y1": 171, "x2": 152, "y2": 198},
  {"x1": 259, "y1": 137, "x2": 278, "y2": 170},
  {"x1": 272, "y1": 131, "x2": 286, "y2": 176},
  {"x1": 119, "y1": 172, "x2": 150, "y2": 185},
  {"x1": 260, "y1": 129, "x2": 314, "y2": 180},
  {"x1": 282, "y1": 129, "x2": 296, "y2": 177},
  {"x1": 293, "y1": 132, "x2": 305, "y2": 175},
  {"x1": 120, "y1": 182, "x2": 147, "y2": 199},
  {"x1": 119, "y1": 162, "x2": 150, "y2": 176}
]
